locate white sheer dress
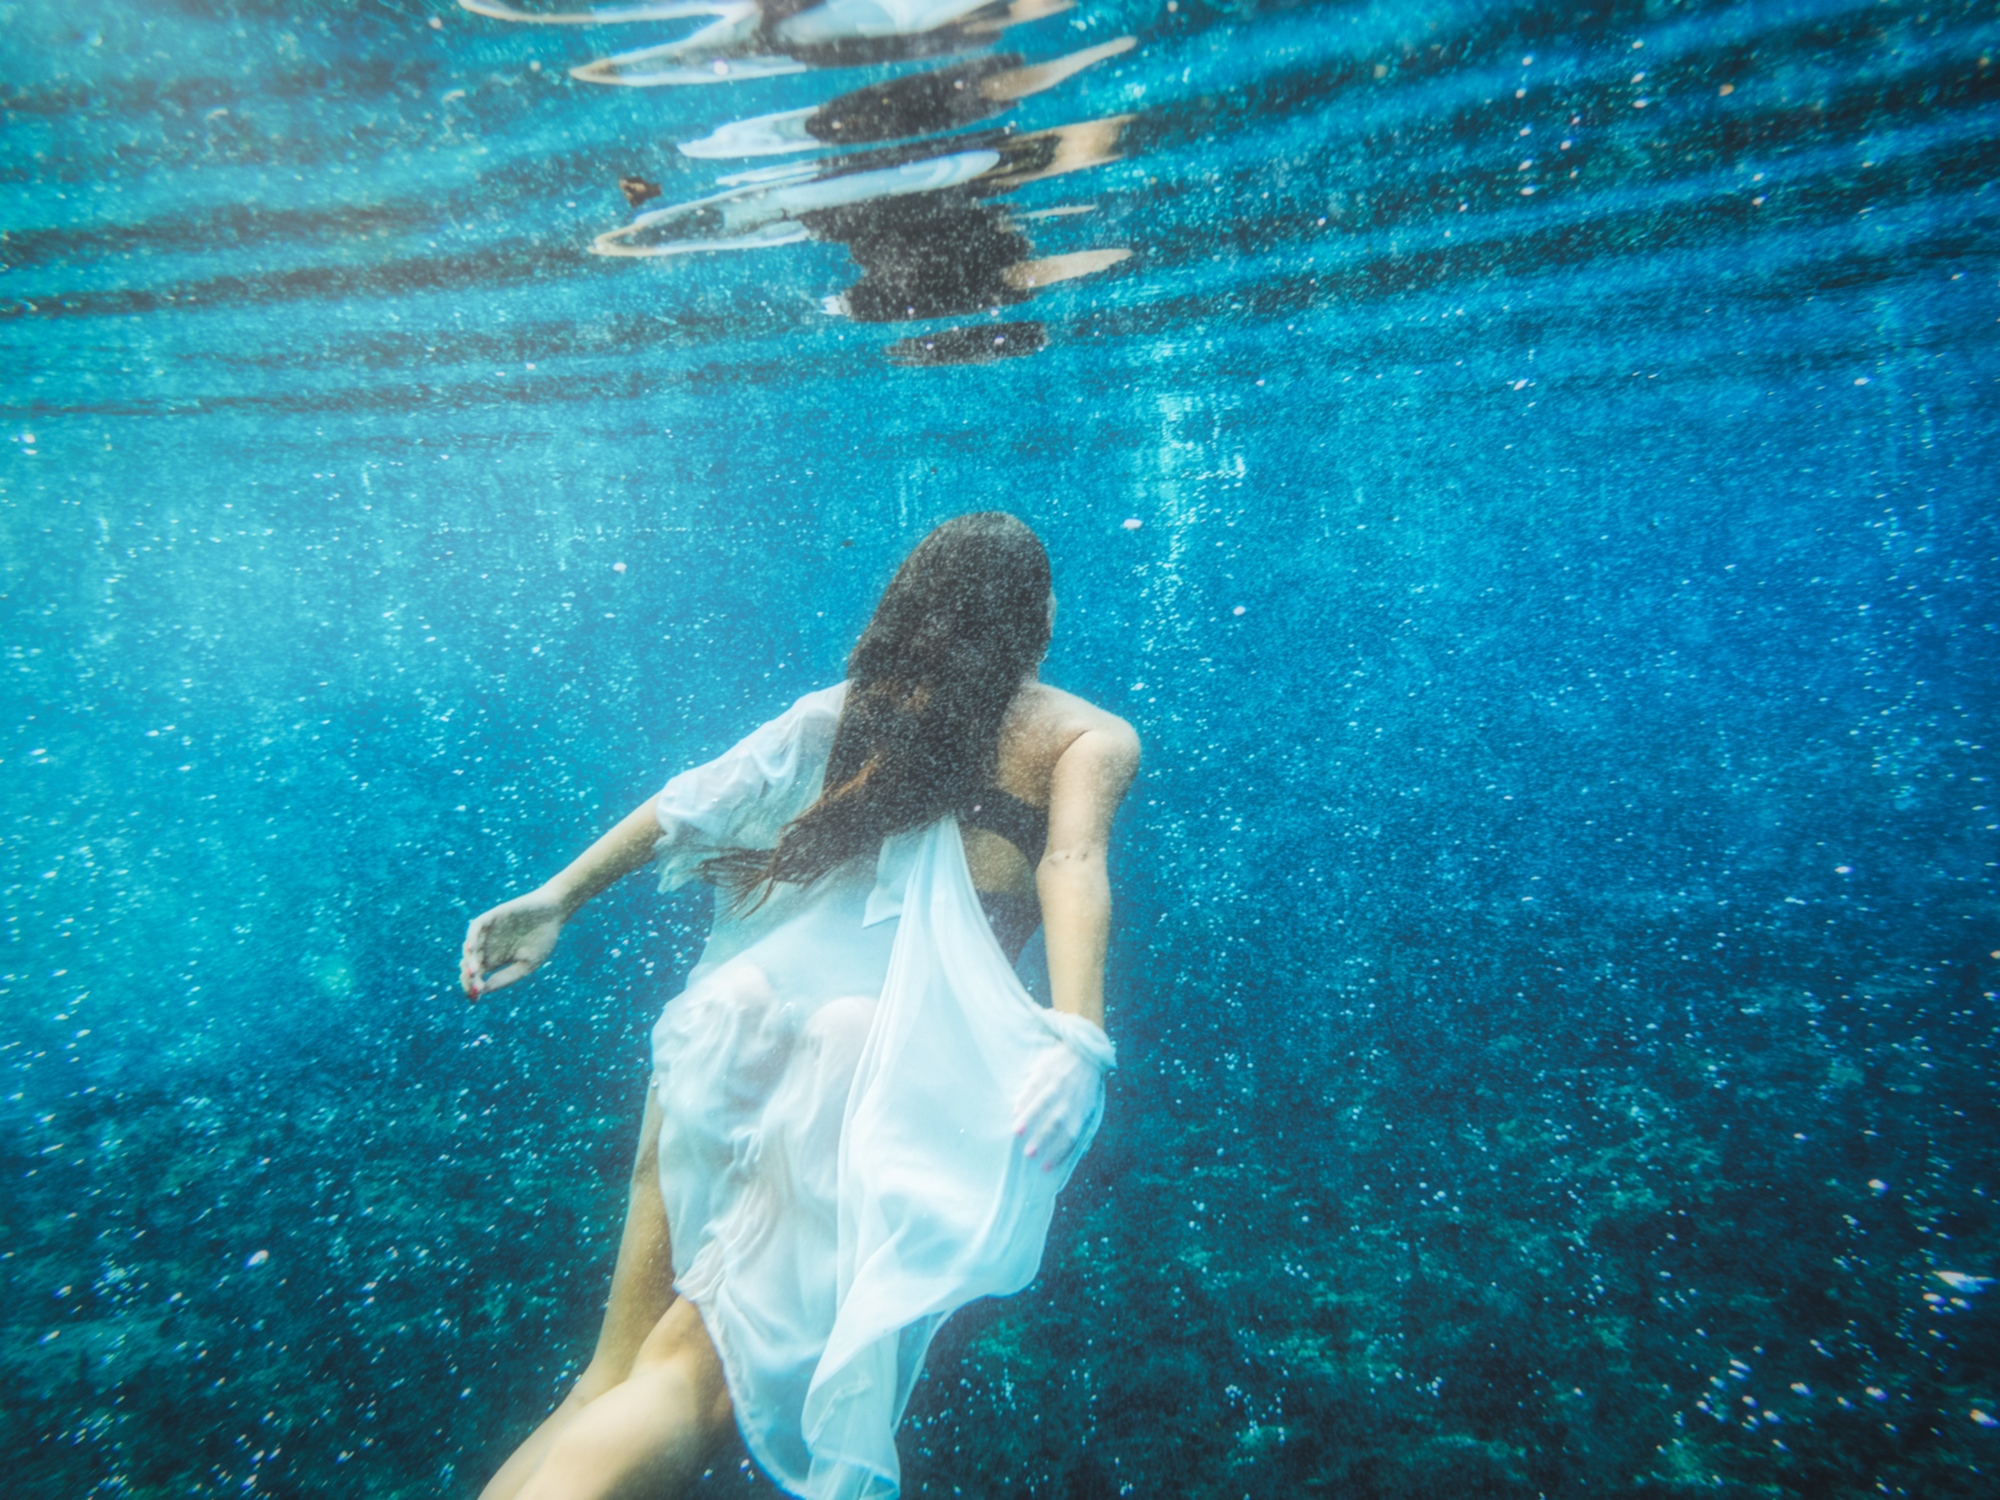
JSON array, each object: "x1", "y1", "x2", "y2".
[{"x1": 648, "y1": 683, "x2": 1114, "y2": 1500}]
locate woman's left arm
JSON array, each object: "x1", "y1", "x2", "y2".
[
  {"x1": 1035, "y1": 721, "x2": 1142, "y2": 1030},
  {"x1": 460, "y1": 795, "x2": 662, "y2": 999},
  {"x1": 460, "y1": 682, "x2": 845, "y2": 1000}
]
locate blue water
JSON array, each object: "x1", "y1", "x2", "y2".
[{"x1": 5, "y1": 0, "x2": 1999, "y2": 1494}]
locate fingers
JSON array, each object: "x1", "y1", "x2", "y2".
[
  {"x1": 459, "y1": 897, "x2": 561, "y2": 1000},
  {"x1": 461, "y1": 907, "x2": 528, "y2": 1000},
  {"x1": 1018, "y1": 1089, "x2": 1072, "y2": 1159},
  {"x1": 1012, "y1": 1043, "x2": 1103, "y2": 1170},
  {"x1": 1011, "y1": 1060, "x2": 1065, "y2": 1141},
  {"x1": 480, "y1": 959, "x2": 537, "y2": 995},
  {"x1": 1012, "y1": 1076, "x2": 1056, "y2": 1134},
  {"x1": 1020, "y1": 1101, "x2": 1066, "y2": 1157},
  {"x1": 461, "y1": 914, "x2": 494, "y2": 999},
  {"x1": 1025, "y1": 1110, "x2": 1077, "y2": 1169}
]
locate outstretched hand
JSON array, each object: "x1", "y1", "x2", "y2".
[{"x1": 461, "y1": 888, "x2": 566, "y2": 999}]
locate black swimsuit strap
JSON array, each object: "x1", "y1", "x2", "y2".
[
  {"x1": 977, "y1": 888, "x2": 1041, "y2": 964},
  {"x1": 958, "y1": 786, "x2": 1048, "y2": 866}
]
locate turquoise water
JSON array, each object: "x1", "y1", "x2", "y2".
[{"x1": 5, "y1": 0, "x2": 1999, "y2": 1494}]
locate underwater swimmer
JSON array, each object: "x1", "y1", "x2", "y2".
[{"x1": 460, "y1": 513, "x2": 1138, "y2": 1500}]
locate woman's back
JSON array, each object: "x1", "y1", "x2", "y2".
[{"x1": 964, "y1": 681, "x2": 1133, "y2": 899}]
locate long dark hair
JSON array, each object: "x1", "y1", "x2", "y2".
[{"x1": 705, "y1": 512, "x2": 1052, "y2": 902}]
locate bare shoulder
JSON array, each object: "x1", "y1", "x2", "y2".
[{"x1": 1002, "y1": 683, "x2": 1141, "y2": 797}]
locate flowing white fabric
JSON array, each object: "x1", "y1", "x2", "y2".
[{"x1": 650, "y1": 685, "x2": 1113, "y2": 1500}]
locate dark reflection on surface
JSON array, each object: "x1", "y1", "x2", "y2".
[
  {"x1": 598, "y1": 117, "x2": 1129, "y2": 310},
  {"x1": 618, "y1": 175, "x2": 664, "y2": 207},
  {"x1": 464, "y1": 1, "x2": 1138, "y2": 364},
  {"x1": 805, "y1": 119, "x2": 1132, "y2": 337},
  {"x1": 678, "y1": 37, "x2": 1131, "y2": 155}
]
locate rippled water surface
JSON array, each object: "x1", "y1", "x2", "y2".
[{"x1": 5, "y1": 1, "x2": 1999, "y2": 1496}]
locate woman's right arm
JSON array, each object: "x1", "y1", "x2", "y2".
[
  {"x1": 1011, "y1": 716, "x2": 1139, "y2": 1167},
  {"x1": 1035, "y1": 719, "x2": 1141, "y2": 1029},
  {"x1": 460, "y1": 795, "x2": 663, "y2": 999}
]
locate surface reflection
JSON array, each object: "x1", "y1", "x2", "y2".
[
  {"x1": 461, "y1": 0, "x2": 1078, "y2": 85},
  {"x1": 462, "y1": 1, "x2": 1138, "y2": 364},
  {"x1": 677, "y1": 37, "x2": 1131, "y2": 155}
]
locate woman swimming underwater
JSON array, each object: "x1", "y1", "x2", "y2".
[{"x1": 460, "y1": 513, "x2": 1140, "y2": 1499}]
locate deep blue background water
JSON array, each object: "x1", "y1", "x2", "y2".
[{"x1": 5, "y1": 1, "x2": 1999, "y2": 1495}]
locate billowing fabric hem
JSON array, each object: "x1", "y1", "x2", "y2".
[
  {"x1": 645, "y1": 711, "x2": 1109, "y2": 1500},
  {"x1": 674, "y1": 1264, "x2": 816, "y2": 1500},
  {"x1": 796, "y1": 820, "x2": 1105, "y2": 1497}
]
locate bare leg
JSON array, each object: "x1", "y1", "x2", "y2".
[
  {"x1": 513, "y1": 1298, "x2": 734, "y2": 1500},
  {"x1": 481, "y1": 1086, "x2": 679, "y2": 1500}
]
